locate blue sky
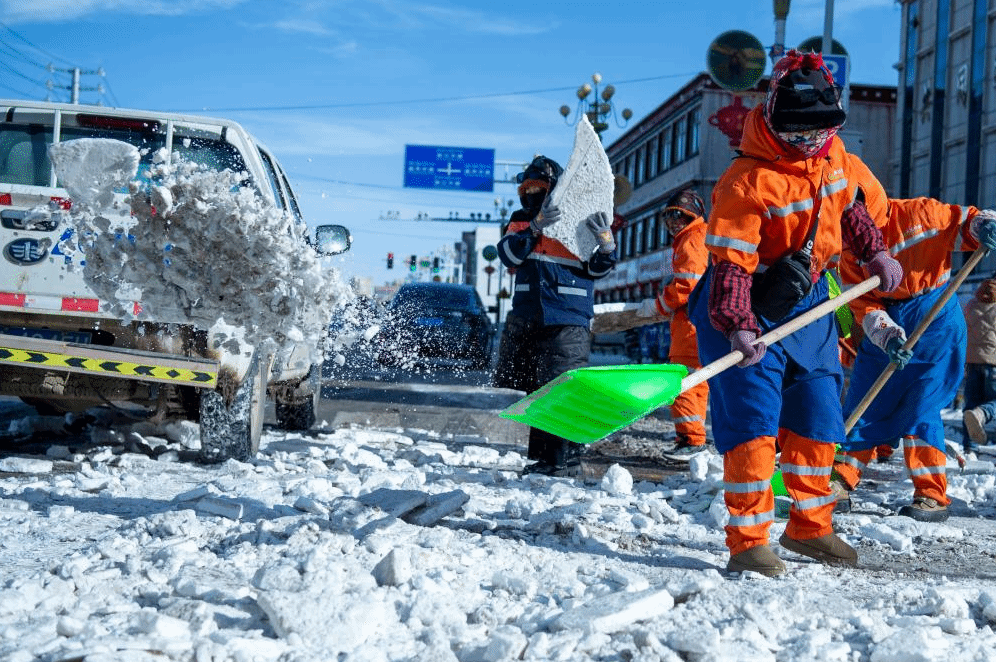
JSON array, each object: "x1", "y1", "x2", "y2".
[{"x1": 0, "y1": 0, "x2": 903, "y2": 288}]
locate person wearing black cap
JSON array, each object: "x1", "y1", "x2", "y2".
[
  {"x1": 492, "y1": 155, "x2": 618, "y2": 476},
  {"x1": 687, "y1": 50, "x2": 902, "y2": 576}
]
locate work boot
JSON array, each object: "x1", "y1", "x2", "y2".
[
  {"x1": 726, "y1": 544, "x2": 786, "y2": 577},
  {"x1": 830, "y1": 477, "x2": 851, "y2": 513},
  {"x1": 671, "y1": 434, "x2": 707, "y2": 456},
  {"x1": 898, "y1": 496, "x2": 950, "y2": 522},
  {"x1": 778, "y1": 532, "x2": 858, "y2": 567},
  {"x1": 963, "y1": 407, "x2": 988, "y2": 446}
]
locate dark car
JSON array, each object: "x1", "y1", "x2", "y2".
[{"x1": 378, "y1": 282, "x2": 494, "y2": 369}]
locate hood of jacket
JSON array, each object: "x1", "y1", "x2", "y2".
[{"x1": 736, "y1": 105, "x2": 843, "y2": 175}]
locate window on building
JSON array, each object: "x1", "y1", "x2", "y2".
[
  {"x1": 659, "y1": 129, "x2": 671, "y2": 172},
  {"x1": 688, "y1": 108, "x2": 700, "y2": 156},
  {"x1": 619, "y1": 224, "x2": 630, "y2": 260},
  {"x1": 674, "y1": 120, "x2": 686, "y2": 164},
  {"x1": 645, "y1": 140, "x2": 656, "y2": 181},
  {"x1": 624, "y1": 155, "x2": 633, "y2": 183},
  {"x1": 634, "y1": 146, "x2": 644, "y2": 185},
  {"x1": 648, "y1": 215, "x2": 660, "y2": 251},
  {"x1": 635, "y1": 219, "x2": 646, "y2": 254},
  {"x1": 628, "y1": 220, "x2": 639, "y2": 257},
  {"x1": 657, "y1": 211, "x2": 668, "y2": 247}
]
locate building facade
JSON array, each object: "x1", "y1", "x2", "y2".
[{"x1": 600, "y1": 72, "x2": 897, "y2": 304}]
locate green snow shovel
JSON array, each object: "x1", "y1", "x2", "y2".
[{"x1": 501, "y1": 275, "x2": 884, "y2": 445}]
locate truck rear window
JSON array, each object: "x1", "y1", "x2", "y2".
[
  {"x1": 0, "y1": 124, "x2": 53, "y2": 186},
  {"x1": 1, "y1": 116, "x2": 249, "y2": 189}
]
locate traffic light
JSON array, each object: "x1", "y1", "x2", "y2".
[
  {"x1": 409, "y1": 254, "x2": 417, "y2": 272},
  {"x1": 432, "y1": 257, "x2": 440, "y2": 273},
  {"x1": 387, "y1": 252, "x2": 394, "y2": 269}
]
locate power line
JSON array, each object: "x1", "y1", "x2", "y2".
[
  {"x1": 0, "y1": 20, "x2": 74, "y2": 66},
  {"x1": 170, "y1": 71, "x2": 700, "y2": 113}
]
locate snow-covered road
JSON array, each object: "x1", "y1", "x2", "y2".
[{"x1": 2, "y1": 404, "x2": 996, "y2": 662}]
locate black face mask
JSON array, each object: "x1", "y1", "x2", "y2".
[{"x1": 521, "y1": 191, "x2": 547, "y2": 215}]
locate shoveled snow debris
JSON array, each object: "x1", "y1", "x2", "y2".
[
  {"x1": 2, "y1": 413, "x2": 996, "y2": 661},
  {"x1": 47, "y1": 138, "x2": 352, "y2": 363}
]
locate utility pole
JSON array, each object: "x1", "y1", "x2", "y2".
[{"x1": 47, "y1": 65, "x2": 104, "y2": 104}]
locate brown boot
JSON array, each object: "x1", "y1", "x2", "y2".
[
  {"x1": 898, "y1": 496, "x2": 949, "y2": 522},
  {"x1": 778, "y1": 532, "x2": 858, "y2": 567},
  {"x1": 726, "y1": 544, "x2": 787, "y2": 577}
]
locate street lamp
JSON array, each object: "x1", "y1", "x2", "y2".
[
  {"x1": 559, "y1": 72, "x2": 633, "y2": 140},
  {"x1": 494, "y1": 197, "x2": 515, "y2": 222}
]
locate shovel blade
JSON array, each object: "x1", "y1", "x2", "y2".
[{"x1": 499, "y1": 364, "x2": 688, "y2": 444}]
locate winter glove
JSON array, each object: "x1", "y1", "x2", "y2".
[
  {"x1": 586, "y1": 211, "x2": 616, "y2": 253},
  {"x1": 885, "y1": 336, "x2": 913, "y2": 370},
  {"x1": 865, "y1": 251, "x2": 903, "y2": 292},
  {"x1": 863, "y1": 309, "x2": 911, "y2": 369},
  {"x1": 730, "y1": 330, "x2": 766, "y2": 367},
  {"x1": 636, "y1": 297, "x2": 665, "y2": 319},
  {"x1": 529, "y1": 198, "x2": 562, "y2": 233},
  {"x1": 970, "y1": 210, "x2": 996, "y2": 250}
]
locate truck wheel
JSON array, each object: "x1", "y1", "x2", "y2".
[
  {"x1": 275, "y1": 387, "x2": 318, "y2": 431},
  {"x1": 199, "y1": 354, "x2": 266, "y2": 463}
]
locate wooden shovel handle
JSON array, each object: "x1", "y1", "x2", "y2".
[
  {"x1": 844, "y1": 247, "x2": 990, "y2": 433},
  {"x1": 680, "y1": 275, "x2": 882, "y2": 393}
]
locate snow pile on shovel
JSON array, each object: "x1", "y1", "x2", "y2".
[{"x1": 48, "y1": 138, "x2": 350, "y2": 362}]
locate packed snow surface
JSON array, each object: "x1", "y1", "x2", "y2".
[
  {"x1": 2, "y1": 403, "x2": 996, "y2": 662},
  {"x1": 47, "y1": 138, "x2": 350, "y2": 362}
]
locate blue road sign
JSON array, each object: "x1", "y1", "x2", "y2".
[
  {"x1": 404, "y1": 144, "x2": 495, "y2": 192},
  {"x1": 823, "y1": 54, "x2": 849, "y2": 89}
]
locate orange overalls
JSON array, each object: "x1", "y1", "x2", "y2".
[
  {"x1": 653, "y1": 217, "x2": 709, "y2": 446},
  {"x1": 835, "y1": 197, "x2": 981, "y2": 506},
  {"x1": 702, "y1": 106, "x2": 890, "y2": 556}
]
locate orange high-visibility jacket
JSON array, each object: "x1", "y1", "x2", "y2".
[
  {"x1": 655, "y1": 217, "x2": 708, "y2": 318},
  {"x1": 706, "y1": 106, "x2": 886, "y2": 276},
  {"x1": 840, "y1": 197, "x2": 981, "y2": 326}
]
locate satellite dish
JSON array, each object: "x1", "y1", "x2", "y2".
[
  {"x1": 613, "y1": 174, "x2": 632, "y2": 207},
  {"x1": 707, "y1": 30, "x2": 767, "y2": 91},
  {"x1": 797, "y1": 36, "x2": 848, "y2": 56}
]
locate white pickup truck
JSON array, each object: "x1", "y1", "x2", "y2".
[{"x1": 0, "y1": 99, "x2": 351, "y2": 461}]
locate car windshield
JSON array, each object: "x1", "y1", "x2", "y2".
[{"x1": 392, "y1": 286, "x2": 473, "y2": 312}]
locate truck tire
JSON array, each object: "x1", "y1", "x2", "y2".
[
  {"x1": 275, "y1": 387, "x2": 318, "y2": 431},
  {"x1": 199, "y1": 354, "x2": 266, "y2": 463}
]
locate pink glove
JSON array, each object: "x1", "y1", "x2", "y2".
[
  {"x1": 866, "y1": 251, "x2": 903, "y2": 292},
  {"x1": 730, "y1": 330, "x2": 766, "y2": 367}
]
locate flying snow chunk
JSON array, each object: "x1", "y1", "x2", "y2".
[
  {"x1": 49, "y1": 138, "x2": 140, "y2": 208},
  {"x1": 545, "y1": 114, "x2": 614, "y2": 259}
]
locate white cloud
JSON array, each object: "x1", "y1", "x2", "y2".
[
  {"x1": 269, "y1": 17, "x2": 333, "y2": 36},
  {"x1": 0, "y1": 0, "x2": 247, "y2": 22}
]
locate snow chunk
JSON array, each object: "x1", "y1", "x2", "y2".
[
  {"x1": 551, "y1": 587, "x2": 674, "y2": 634},
  {"x1": 600, "y1": 463, "x2": 633, "y2": 495}
]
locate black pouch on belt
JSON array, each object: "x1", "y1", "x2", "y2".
[
  {"x1": 750, "y1": 250, "x2": 814, "y2": 321},
  {"x1": 750, "y1": 204, "x2": 820, "y2": 322}
]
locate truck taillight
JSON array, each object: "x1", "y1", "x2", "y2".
[
  {"x1": 0, "y1": 193, "x2": 10, "y2": 205},
  {"x1": 50, "y1": 197, "x2": 72, "y2": 210},
  {"x1": 76, "y1": 114, "x2": 159, "y2": 132}
]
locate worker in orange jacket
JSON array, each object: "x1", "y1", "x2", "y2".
[
  {"x1": 635, "y1": 188, "x2": 710, "y2": 452},
  {"x1": 833, "y1": 195, "x2": 996, "y2": 521},
  {"x1": 687, "y1": 50, "x2": 902, "y2": 576}
]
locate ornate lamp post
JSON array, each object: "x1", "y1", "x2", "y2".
[{"x1": 559, "y1": 72, "x2": 633, "y2": 140}]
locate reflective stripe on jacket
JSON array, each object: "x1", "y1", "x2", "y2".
[{"x1": 497, "y1": 210, "x2": 616, "y2": 326}]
